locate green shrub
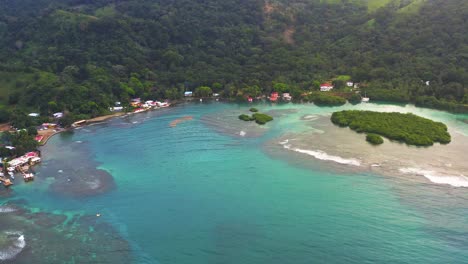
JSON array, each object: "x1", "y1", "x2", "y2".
[
  {"x1": 348, "y1": 93, "x2": 361, "y2": 104},
  {"x1": 308, "y1": 93, "x2": 346, "y2": 106},
  {"x1": 366, "y1": 133, "x2": 383, "y2": 145},
  {"x1": 252, "y1": 113, "x2": 273, "y2": 125},
  {"x1": 238, "y1": 114, "x2": 252, "y2": 121}
]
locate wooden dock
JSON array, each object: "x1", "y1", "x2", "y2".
[{"x1": 17, "y1": 166, "x2": 34, "y2": 182}]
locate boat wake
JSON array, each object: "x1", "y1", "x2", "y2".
[
  {"x1": 0, "y1": 231, "x2": 26, "y2": 261},
  {"x1": 399, "y1": 168, "x2": 468, "y2": 188},
  {"x1": 280, "y1": 140, "x2": 361, "y2": 166}
]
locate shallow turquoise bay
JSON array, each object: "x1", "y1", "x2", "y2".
[{"x1": 6, "y1": 102, "x2": 468, "y2": 263}]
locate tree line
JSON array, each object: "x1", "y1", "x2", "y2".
[{"x1": 0, "y1": 0, "x2": 466, "y2": 127}]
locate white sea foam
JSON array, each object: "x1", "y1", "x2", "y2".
[
  {"x1": 301, "y1": 115, "x2": 319, "y2": 121},
  {"x1": 0, "y1": 206, "x2": 17, "y2": 213},
  {"x1": 239, "y1": 131, "x2": 246, "y2": 137},
  {"x1": 0, "y1": 231, "x2": 26, "y2": 261},
  {"x1": 399, "y1": 168, "x2": 468, "y2": 188},
  {"x1": 280, "y1": 141, "x2": 361, "y2": 166}
]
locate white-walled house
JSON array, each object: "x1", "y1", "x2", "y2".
[
  {"x1": 320, "y1": 83, "x2": 334, "y2": 92},
  {"x1": 53, "y1": 112, "x2": 64, "y2": 118}
]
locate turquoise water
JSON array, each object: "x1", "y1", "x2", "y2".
[{"x1": 4, "y1": 102, "x2": 468, "y2": 263}]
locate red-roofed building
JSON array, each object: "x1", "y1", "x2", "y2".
[
  {"x1": 270, "y1": 92, "x2": 279, "y2": 102},
  {"x1": 320, "y1": 83, "x2": 334, "y2": 92},
  {"x1": 248, "y1": 96, "x2": 253, "y2": 102}
]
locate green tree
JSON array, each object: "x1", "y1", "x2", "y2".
[{"x1": 195, "y1": 86, "x2": 213, "y2": 97}]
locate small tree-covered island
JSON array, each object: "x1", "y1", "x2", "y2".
[
  {"x1": 331, "y1": 110, "x2": 451, "y2": 146},
  {"x1": 239, "y1": 110, "x2": 274, "y2": 125}
]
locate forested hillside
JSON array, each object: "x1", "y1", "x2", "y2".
[{"x1": 0, "y1": 0, "x2": 467, "y2": 122}]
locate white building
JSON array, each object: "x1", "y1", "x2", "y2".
[
  {"x1": 320, "y1": 83, "x2": 334, "y2": 92},
  {"x1": 53, "y1": 112, "x2": 64, "y2": 118}
]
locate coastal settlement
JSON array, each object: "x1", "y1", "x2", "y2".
[
  {"x1": 0, "y1": 78, "x2": 366, "y2": 188},
  {"x1": 0, "y1": 98, "x2": 171, "y2": 188}
]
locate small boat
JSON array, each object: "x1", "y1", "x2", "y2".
[
  {"x1": 2, "y1": 178, "x2": 13, "y2": 187},
  {"x1": 200, "y1": 98, "x2": 203, "y2": 102},
  {"x1": 361, "y1": 92, "x2": 370, "y2": 102}
]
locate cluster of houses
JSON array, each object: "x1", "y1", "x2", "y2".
[
  {"x1": 320, "y1": 81, "x2": 359, "y2": 92},
  {"x1": 110, "y1": 99, "x2": 170, "y2": 113},
  {"x1": 268, "y1": 92, "x2": 292, "y2": 102},
  {"x1": 28, "y1": 112, "x2": 64, "y2": 119},
  {"x1": 183, "y1": 80, "x2": 359, "y2": 103},
  {"x1": 183, "y1": 91, "x2": 220, "y2": 97},
  {"x1": 124, "y1": 98, "x2": 171, "y2": 113},
  {"x1": 0, "y1": 151, "x2": 41, "y2": 186}
]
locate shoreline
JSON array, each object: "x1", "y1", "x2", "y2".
[{"x1": 40, "y1": 103, "x2": 181, "y2": 146}]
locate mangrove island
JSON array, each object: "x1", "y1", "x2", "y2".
[
  {"x1": 239, "y1": 110, "x2": 273, "y2": 125},
  {"x1": 331, "y1": 110, "x2": 451, "y2": 146}
]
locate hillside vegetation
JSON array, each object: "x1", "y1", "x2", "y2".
[{"x1": 0, "y1": 0, "x2": 467, "y2": 124}]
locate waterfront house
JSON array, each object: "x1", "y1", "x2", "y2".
[
  {"x1": 270, "y1": 92, "x2": 279, "y2": 102},
  {"x1": 184, "y1": 91, "x2": 193, "y2": 97},
  {"x1": 346, "y1": 81, "x2": 354, "y2": 87},
  {"x1": 110, "y1": 106, "x2": 123, "y2": 112},
  {"x1": 40, "y1": 123, "x2": 57, "y2": 129},
  {"x1": 130, "y1": 101, "x2": 141, "y2": 108},
  {"x1": 320, "y1": 83, "x2": 334, "y2": 92},
  {"x1": 35, "y1": 135, "x2": 44, "y2": 142},
  {"x1": 282, "y1": 93, "x2": 292, "y2": 101},
  {"x1": 28, "y1": 113, "x2": 40, "y2": 117},
  {"x1": 248, "y1": 96, "x2": 253, "y2": 102}
]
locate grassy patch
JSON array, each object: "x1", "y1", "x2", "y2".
[{"x1": 335, "y1": 75, "x2": 351, "y2": 81}]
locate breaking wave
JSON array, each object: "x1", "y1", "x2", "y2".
[
  {"x1": 399, "y1": 168, "x2": 468, "y2": 188},
  {"x1": 280, "y1": 140, "x2": 361, "y2": 166},
  {"x1": 0, "y1": 206, "x2": 17, "y2": 213},
  {"x1": 0, "y1": 231, "x2": 26, "y2": 261}
]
